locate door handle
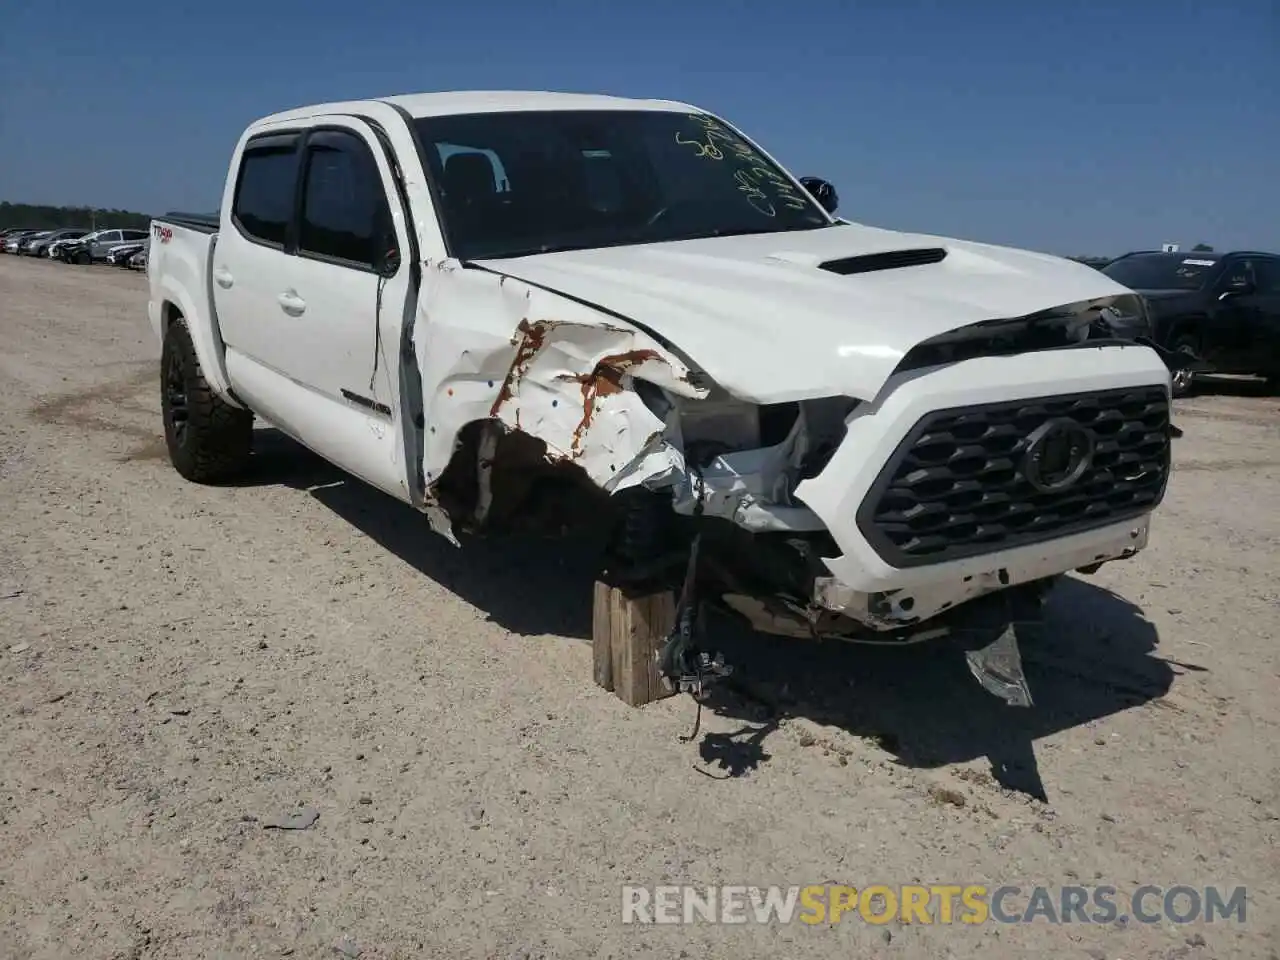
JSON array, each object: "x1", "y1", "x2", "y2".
[
  {"x1": 213, "y1": 268, "x2": 234, "y2": 289},
  {"x1": 277, "y1": 291, "x2": 307, "y2": 316}
]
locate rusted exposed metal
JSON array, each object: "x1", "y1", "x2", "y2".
[
  {"x1": 561, "y1": 349, "x2": 664, "y2": 455},
  {"x1": 489, "y1": 318, "x2": 553, "y2": 418}
]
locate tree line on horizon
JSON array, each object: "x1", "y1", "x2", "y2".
[{"x1": 0, "y1": 201, "x2": 153, "y2": 232}]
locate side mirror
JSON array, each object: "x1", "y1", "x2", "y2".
[
  {"x1": 1218, "y1": 276, "x2": 1255, "y2": 299},
  {"x1": 799, "y1": 176, "x2": 839, "y2": 214},
  {"x1": 379, "y1": 246, "x2": 401, "y2": 278}
]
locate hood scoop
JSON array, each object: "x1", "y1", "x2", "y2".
[{"x1": 818, "y1": 247, "x2": 947, "y2": 276}]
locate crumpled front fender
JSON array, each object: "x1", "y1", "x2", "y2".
[{"x1": 415, "y1": 262, "x2": 709, "y2": 536}]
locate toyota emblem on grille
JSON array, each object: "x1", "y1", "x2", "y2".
[{"x1": 1021, "y1": 418, "x2": 1095, "y2": 493}]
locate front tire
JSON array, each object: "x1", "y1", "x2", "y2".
[
  {"x1": 1168, "y1": 333, "x2": 1200, "y2": 398},
  {"x1": 74, "y1": 250, "x2": 91, "y2": 265},
  {"x1": 161, "y1": 319, "x2": 253, "y2": 483}
]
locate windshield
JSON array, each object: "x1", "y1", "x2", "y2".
[
  {"x1": 1103, "y1": 253, "x2": 1219, "y2": 291},
  {"x1": 411, "y1": 109, "x2": 833, "y2": 260}
]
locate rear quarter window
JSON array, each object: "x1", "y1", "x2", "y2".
[{"x1": 232, "y1": 139, "x2": 298, "y2": 247}]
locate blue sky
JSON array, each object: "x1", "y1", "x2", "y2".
[{"x1": 1, "y1": 0, "x2": 1275, "y2": 256}]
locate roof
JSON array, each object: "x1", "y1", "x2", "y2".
[
  {"x1": 1113, "y1": 250, "x2": 1222, "y2": 260},
  {"x1": 384, "y1": 90, "x2": 699, "y2": 117},
  {"x1": 1113, "y1": 250, "x2": 1277, "y2": 260},
  {"x1": 255, "y1": 90, "x2": 701, "y2": 128}
]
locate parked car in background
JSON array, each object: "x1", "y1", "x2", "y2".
[
  {"x1": 106, "y1": 240, "x2": 147, "y2": 266},
  {"x1": 59, "y1": 228, "x2": 150, "y2": 264},
  {"x1": 46, "y1": 236, "x2": 82, "y2": 259},
  {"x1": 4, "y1": 230, "x2": 45, "y2": 254},
  {"x1": 1101, "y1": 250, "x2": 1280, "y2": 395},
  {"x1": 16, "y1": 231, "x2": 58, "y2": 255},
  {"x1": 0, "y1": 227, "x2": 41, "y2": 249},
  {"x1": 24, "y1": 228, "x2": 87, "y2": 258}
]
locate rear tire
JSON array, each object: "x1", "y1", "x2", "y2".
[{"x1": 161, "y1": 319, "x2": 253, "y2": 483}]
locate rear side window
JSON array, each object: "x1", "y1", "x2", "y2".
[
  {"x1": 298, "y1": 130, "x2": 390, "y2": 269},
  {"x1": 232, "y1": 137, "x2": 298, "y2": 247},
  {"x1": 1254, "y1": 258, "x2": 1280, "y2": 294}
]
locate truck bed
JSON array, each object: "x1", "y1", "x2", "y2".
[
  {"x1": 146, "y1": 213, "x2": 238, "y2": 403},
  {"x1": 159, "y1": 211, "x2": 219, "y2": 233}
]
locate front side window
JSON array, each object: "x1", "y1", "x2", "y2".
[
  {"x1": 412, "y1": 109, "x2": 833, "y2": 260},
  {"x1": 1220, "y1": 259, "x2": 1256, "y2": 292},
  {"x1": 298, "y1": 130, "x2": 390, "y2": 269},
  {"x1": 232, "y1": 138, "x2": 298, "y2": 246}
]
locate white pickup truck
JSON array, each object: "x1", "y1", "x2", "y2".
[{"x1": 148, "y1": 90, "x2": 1173, "y2": 705}]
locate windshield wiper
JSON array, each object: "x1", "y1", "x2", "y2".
[
  {"x1": 481, "y1": 236, "x2": 673, "y2": 259},
  {"x1": 471, "y1": 220, "x2": 838, "y2": 260},
  {"x1": 479, "y1": 242, "x2": 597, "y2": 259},
  {"x1": 661, "y1": 222, "x2": 836, "y2": 243}
]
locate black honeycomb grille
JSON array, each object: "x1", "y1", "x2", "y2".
[{"x1": 857, "y1": 385, "x2": 1171, "y2": 567}]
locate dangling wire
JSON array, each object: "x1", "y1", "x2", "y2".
[
  {"x1": 678, "y1": 658, "x2": 705, "y2": 744},
  {"x1": 368, "y1": 267, "x2": 389, "y2": 393}
]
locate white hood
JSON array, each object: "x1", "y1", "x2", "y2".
[{"x1": 472, "y1": 223, "x2": 1132, "y2": 403}]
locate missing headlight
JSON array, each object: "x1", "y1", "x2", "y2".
[{"x1": 798, "y1": 396, "x2": 860, "y2": 478}]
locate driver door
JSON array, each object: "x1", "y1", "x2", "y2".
[
  {"x1": 1249, "y1": 257, "x2": 1280, "y2": 377},
  {"x1": 1210, "y1": 259, "x2": 1262, "y2": 373}
]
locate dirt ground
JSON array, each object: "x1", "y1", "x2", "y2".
[{"x1": 0, "y1": 254, "x2": 1276, "y2": 960}]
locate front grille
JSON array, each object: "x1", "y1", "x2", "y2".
[{"x1": 857, "y1": 385, "x2": 1171, "y2": 567}]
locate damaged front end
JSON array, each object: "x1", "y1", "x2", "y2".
[{"x1": 417, "y1": 270, "x2": 1171, "y2": 707}]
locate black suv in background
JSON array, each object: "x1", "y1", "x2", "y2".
[{"x1": 1101, "y1": 251, "x2": 1280, "y2": 396}]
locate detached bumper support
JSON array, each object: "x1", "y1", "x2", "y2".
[
  {"x1": 964, "y1": 623, "x2": 1034, "y2": 708},
  {"x1": 952, "y1": 583, "x2": 1046, "y2": 707}
]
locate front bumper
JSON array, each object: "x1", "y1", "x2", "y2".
[
  {"x1": 812, "y1": 517, "x2": 1148, "y2": 629},
  {"x1": 793, "y1": 343, "x2": 1170, "y2": 630}
]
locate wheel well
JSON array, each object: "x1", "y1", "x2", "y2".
[
  {"x1": 1167, "y1": 324, "x2": 1201, "y2": 351},
  {"x1": 1157, "y1": 313, "x2": 1208, "y2": 350},
  {"x1": 430, "y1": 419, "x2": 614, "y2": 537},
  {"x1": 161, "y1": 301, "x2": 183, "y2": 333}
]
